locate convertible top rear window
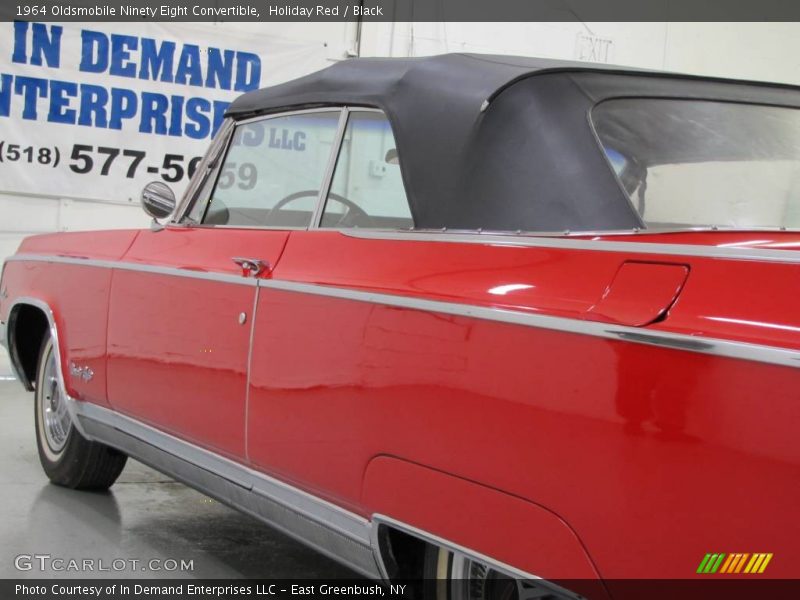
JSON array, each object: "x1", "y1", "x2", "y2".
[{"x1": 593, "y1": 99, "x2": 800, "y2": 231}]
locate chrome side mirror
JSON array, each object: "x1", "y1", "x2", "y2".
[
  {"x1": 140, "y1": 181, "x2": 176, "y2": 222},
  {"x1": 385, "y1": 148, "x2": 399, "y2": 165}
]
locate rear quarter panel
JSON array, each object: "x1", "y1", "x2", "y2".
[{"x1": 246, "y1": 230, "x2": 800, "y2": 579}]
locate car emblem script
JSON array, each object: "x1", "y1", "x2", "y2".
[{"x1": 69, "y1": 361, "x2": 94, "y2": 382}]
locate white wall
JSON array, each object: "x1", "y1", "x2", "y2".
[{"x1": 2, "y1": 21, "x2": 800, "y2": 377}]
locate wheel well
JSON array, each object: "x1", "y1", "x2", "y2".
[
  {"x1": 9, "y1": 304, "x2": 49, "y2": 391},
  {"x1": 376, "y1": 524, "x2": 430, "y2": 596}
]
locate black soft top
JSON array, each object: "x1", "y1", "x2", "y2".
[{"x1": 226, "y1": 54, "x2": 800, "y2": 232}]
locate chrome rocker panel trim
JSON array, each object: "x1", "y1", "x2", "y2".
[
  {"x1": 7, "y1": 253, "x2": 800, "y2": 369},
  {"x1": 76, "y1": 402, "x2": 383, "y2": 580}
]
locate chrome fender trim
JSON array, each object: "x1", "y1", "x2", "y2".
[{"x1": 4, "y1": 297, "x2": 90, "y2": 439}]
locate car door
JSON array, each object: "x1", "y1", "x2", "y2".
[
  {"x1": 106, "y1": 108, "x2": 344, "y2": 461},
  {"x1": 246, "y1": 109, "x2": 422, "y2": 494}
]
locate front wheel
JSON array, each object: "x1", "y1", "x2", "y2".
[{"x1": 34, "y1": 336, "x2": 127, "y2": 490}]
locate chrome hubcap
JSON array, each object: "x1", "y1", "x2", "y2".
[{"x1": 41, "y1": 352, "x2": 71, "y2": 453}]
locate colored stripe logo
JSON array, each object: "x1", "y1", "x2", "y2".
[{"x1": 697, "y1": 553, "x2": 773, "y2": 574}]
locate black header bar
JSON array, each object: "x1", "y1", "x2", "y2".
[{"x1": 3, "y1": 0, "x2": 800, "y2": 23}]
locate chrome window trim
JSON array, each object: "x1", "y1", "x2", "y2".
[
  {"x1": 174, "y1": 118, "x2": 235, "y2": 224},
  {"x1": 314, "y1": 108, "x2": 414, "y2": 231},
  {"x1": 178, "y1": 107, "x2": 346, "y2": 229},
  {"x1": 176, "y1": 105, "x2": 404, "y2": 232},
  {"x1": 7, "y1": 253, "x2": 800, "y2": 369},
  {"x1": 311, "y1": 107, "x2": 351, "y2": 228}
]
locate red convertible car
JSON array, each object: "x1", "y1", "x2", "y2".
[{"x1": 2, "y1": 54, "x2": 799, "y2": 597}]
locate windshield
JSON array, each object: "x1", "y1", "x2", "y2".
[{"x1": 592, "y1": 99, "x2": 800, "y2": 230}]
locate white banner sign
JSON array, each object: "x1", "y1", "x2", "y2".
[{"x1": 0, "y1": 21, "x2": 329, "y2": 204}]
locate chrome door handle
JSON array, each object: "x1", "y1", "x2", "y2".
[{"x1": 232, "y1": 257, "x2": 269, "y2": 277}]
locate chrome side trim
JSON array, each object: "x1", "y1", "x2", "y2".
[
  {"x1": 76, "y1": 402, "x2": 381, "y2": 579},
  {"x1": 8, "y1": 253, "x2": 800, "y2": 368},
  {"x1": 260, "y1": 279, "x2": 800, "y2": 369},
  {"x1": 341, "y1": 229, "x2": 800, "y2": 264},
  {"x1": 174, "y1": 118, "x2": 235, "y2": 223},
  {"x1": 5, "y1": 255, "x2": 257, "y2": 287},
  {"x1": 4, "y1": 297, "x2": 90, "y2": 438}
]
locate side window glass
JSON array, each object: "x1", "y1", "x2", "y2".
[
  {"x1": 320, "y1": 111, "x2": 413, "y2": 229},
  {"x1": 202, "y1": 111, "x2": 341, "y2": 227}
]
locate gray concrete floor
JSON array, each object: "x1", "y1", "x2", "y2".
[{"x1": 0, "y1": 380, "x2": 357, "y2": 579}]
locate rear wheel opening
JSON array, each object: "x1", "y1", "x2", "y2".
[
  {"x1": 423, "y1": 545, "x2": 523, "y2": 600},
  {"x1": 34, "y1": 335, "x2": 128, "y2": 490},
  {"x1": 380, "y1": 525, "x2": 575, "y2": 600}
]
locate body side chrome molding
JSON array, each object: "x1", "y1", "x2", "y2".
[
  {"x1": 260, "y1": 279, "x2": 800, "y2": 369},
  {"x1": 341, "y1": 229, "x2": 800, "y2": 264},
  {"x1": 6, "y1": 254, "x2": 257, "y2": 287},
  {"x1": 8, "y1": 253, "x2": 800, "y2": 369}
]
